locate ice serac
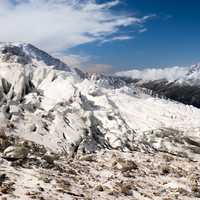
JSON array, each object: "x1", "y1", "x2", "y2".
[{"x1": 0, "y1": 43, "x2": 200, "y2": 161}]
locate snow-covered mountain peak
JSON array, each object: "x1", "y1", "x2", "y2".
[
  {"x1": 0, "y1": 42, "x2": 72, "y2": 72},
  {"x1": 0, "y1": 42, "x2": 30, "y2": 65}
]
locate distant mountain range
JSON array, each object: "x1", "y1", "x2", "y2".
[{"x1": 116, "y1": 64, "x2": 200, "y2": 108}]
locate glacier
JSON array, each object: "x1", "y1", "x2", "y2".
[{"x1": 0, "y1": 43, "x2": 199, "y2": 161}]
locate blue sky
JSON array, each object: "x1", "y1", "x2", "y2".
[
  {"x1": 1, "y1": 0, "x2": 200, "y2": 72},
  {"x1": 69, "y1": 0, "x2": 200, "y2": 71}
]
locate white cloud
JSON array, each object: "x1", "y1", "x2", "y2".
[
  {"x1": 0, "y1": 0, "x2": 152, "y2": 53},
  {"x1": 101, "y1": 35, "x2": 133, "y2": 43},
  {"x1": 138, "y1": 28, "x2": 147, "y2": 33},
  {"x1": 54, "y1": 53, "x2": 91, "y2": 68},
  {"x1": 55, "y1": 52, "x2": 114, "y2": 73},
  {"x1": 116, "y1": 66, "x2": 189, "y2": 82},
  {"x1": 111, "y1": 35, "x2": 133, "y2": 41},
  {"x1": 82, "y1": 63, "x2": 114, "y2": 74}
]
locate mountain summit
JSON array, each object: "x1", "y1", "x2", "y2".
[{"x1": 0, "y1": 42, "x2": 72, "y2": 72}]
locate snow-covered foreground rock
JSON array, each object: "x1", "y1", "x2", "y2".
[
  {"x1": 0, "y1": 134, "x2": 200, "y2": 200},
  {"x1": 0, "y1": 43, "x2": 200, "y2": 199}
]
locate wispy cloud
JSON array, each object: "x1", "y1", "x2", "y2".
[
  {"x1": 116, "y1": 66, "x2": 188, "y2": 82},
  {"x1": 0, "y1": 0, "x2": 153, "y2": 53},
  {"x1": 111, "y1": 35, "x2": 133, "y2": 41},
  {"x1": 138, "y1": 28, "x2": 147, "y2": 33},
  {"x1": 54, "y1": 52, "x2": 91, "y2": 68},
  {"x1": 54, "y1": 51, "x2": 115, "y2": 73},
  {"x1": 82, "y1": 63, "x2": 114, "y2": 74},
  {"x1": 101, "y1": 35, "x2": 133, "y2": 44}
]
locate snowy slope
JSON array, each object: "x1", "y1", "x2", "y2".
[{"x1": 0, "y1": 43, "x2": 200, "y2": 161}]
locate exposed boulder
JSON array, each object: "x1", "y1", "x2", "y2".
[
  {"x1": 42, "y1": 151, "x2": 58, "y2": 164},
  {"x1": 0, "y1": 128, "x2": 10, "y2": 152},
  {"x1": 2, "y1": 145, "x2": 29, "y2": 161}
]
